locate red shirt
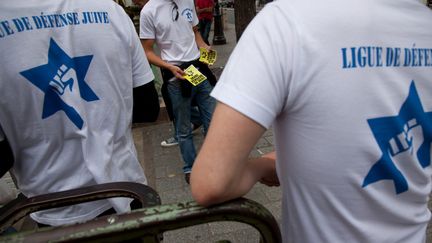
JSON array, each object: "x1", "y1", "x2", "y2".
[{"x1": 196, "y1": 0, "x2": 214, "y2": 21}]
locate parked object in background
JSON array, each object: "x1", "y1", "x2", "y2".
[{"x1": 219, "y1": 0, "x2": 233, "y2": 8}]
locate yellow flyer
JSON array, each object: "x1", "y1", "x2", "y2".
[
  {"x1": 183, "y1": 65, "x2": 207, "y2": 86},
  {"x1": 199, "y1": 47, "x2": 217, "y2": 65}
]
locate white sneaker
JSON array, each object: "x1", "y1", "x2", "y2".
[{"x1": 160, "y1": 137, "x2": 178, "y2": 147}]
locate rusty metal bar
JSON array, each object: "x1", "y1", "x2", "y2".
[
  {"x1": 0, "y1": 198, "x2": 281, "y2": 243},
  {"x1": 0, "y1": 182, "x2": 161, "y2": 233}
]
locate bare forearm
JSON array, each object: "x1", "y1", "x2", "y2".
[
  {"x1": 145, "y1": 50, "x2": 170, "y2": 70},
  {"x1": 192, "y1": 156, "x2": 274, "y2": 206},
  {"x1": 141, "y1": 39, "x2": 174, "y2": 70},
  {"x1": 191, "y1": 102, "x2": 269, "y2": 206},
  {"x1": 194, "y1": 26, "x2": 210, "y2": 49}
]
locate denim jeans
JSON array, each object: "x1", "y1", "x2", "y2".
[
  {"x1": 167, "y1": 79, "x2": 215, "y2": 173},
  {"x1": 172, "y1": 106, "x2": 202, "y2": 140},
  {"x1": 199, "y1": 19, "x2": 212, "y2": 45}
]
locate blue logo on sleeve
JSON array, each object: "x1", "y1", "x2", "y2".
[
  {"x1": 20, "y1": 38, "x2": 99, "y2": 129},
  {"x1": 363, "y1": 81, "x2": 432, "y2": 194},
  {"x1": 181, "y1": 8, "x2": 194, "y2": 22}
]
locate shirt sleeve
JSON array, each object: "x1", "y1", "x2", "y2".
[
  {"x1": 191, "y1": 0, "x2": 199, "y2": 26},
  {"x1": 192, "y1": 12, "x2": 199, "y2": 26},
  {"x1": 139, "y1": 9, "x2": 156, "y2": 40},
  {"x1": 211, "y1": 5, "x2": 296, "y2": 129},
  {"x1": 128, "y1": 11, "x2": 154, "y2": 88}
]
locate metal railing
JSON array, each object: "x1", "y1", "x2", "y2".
[
  {"x1": 0, "y1": 180, "x2": 281, "y2": 243},
  {"x1": 0, "y1": 197, "x2": 281, "y2": 243}
]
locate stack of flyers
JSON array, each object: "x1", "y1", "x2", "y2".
[
  {"x1": 182, "y1": 65, "x2": 207, "y2": 86},
  {"x1": 199, "y1": 47, "x2": 217, "y2": 65}
]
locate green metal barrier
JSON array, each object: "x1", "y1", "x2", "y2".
[
  {"x1": 0, "y1": 198, "x2": 281, "y2": 243},
  {"x1": 0, "y1": 182, "x2": 161, "y2": 234}
]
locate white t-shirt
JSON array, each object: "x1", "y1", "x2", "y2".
[
  {"x1": 212, "y1": 1, "x2": 432, "y2": 242},
  {"x1": 139, "y1": 0, "x2": 200, "y2": 65},
  {"x1": 0, "y1": 0, "x2": 154, "y2": 226}
]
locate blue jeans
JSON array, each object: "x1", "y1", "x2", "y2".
[
  {"x1": 167, "y1": 79, "x2": 215, "y2": 173},
  {"x1": 199, "y1": 19, "x2": 212, "y2": 45},
  {"x1": 172, "y1": 106, "x2": 202, "y2": 140}
]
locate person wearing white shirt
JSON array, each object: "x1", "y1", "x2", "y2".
[
  {"x1": 0, "y1": 0, "x2": 159, "y2": 226},
  {"x1": 191, "y1": 1, "x2": 432, "y2": 242}
]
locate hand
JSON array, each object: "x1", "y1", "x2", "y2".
[
  {"x1": 202, "y1": 44, "x2": 212, "y2": 51},
  {"x1": 49, "y1": 64, "x2": 84, "y2": 114},
  {"x1": 259, "y1": 170, "x2": 280, "y2": 186},
  {"x1": 168, "y1": 65, "x2": 185, "y2": 80},
  {"x1": 49, "y1": 64, "x2": 75, "y2": 95},
  {"x1": 258, "y1": 152, "x2": 280, "y2": 186}
]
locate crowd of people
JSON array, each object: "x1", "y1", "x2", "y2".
[{"x1": 1, "y1": 0, "x2": 432, "y2": 242}]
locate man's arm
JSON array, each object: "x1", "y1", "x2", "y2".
[
  {"x1": 193, "y1": 26, "x2": 210, "y2": 50},
  {"x1": 0, "y1": 138, "x2": 14, "y2": 178},
  {"x1": 191, "y1": 102, "x2": 277, "y2": 206},
  {"x1": 132, "y1": 80, "x2": 160, "y2": 123},
  {"x1": 140, "y1": 39, "x2": 185, "y2": 79}
]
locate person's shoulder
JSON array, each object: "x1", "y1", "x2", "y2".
[
  {"x1": 141, "y1": 0, "x2": 161, "y2": 14},
  {"x1": 144, "y1": 0, "x2": 163, "y2": 8}
]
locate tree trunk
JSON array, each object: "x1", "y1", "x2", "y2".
[{"x1": 234, "y1": 0, "x2": 256, "y2": 41}]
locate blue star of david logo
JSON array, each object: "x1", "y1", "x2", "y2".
[
  {"x1": 362, "y1": 81, "x2": 432, "y2": 194},
  {"x1": 20, "y1": 38, "x2": 99, "y2": 129},
  {"x1": 182, "y1": 9, "x2": 194, "y2": 22}
]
